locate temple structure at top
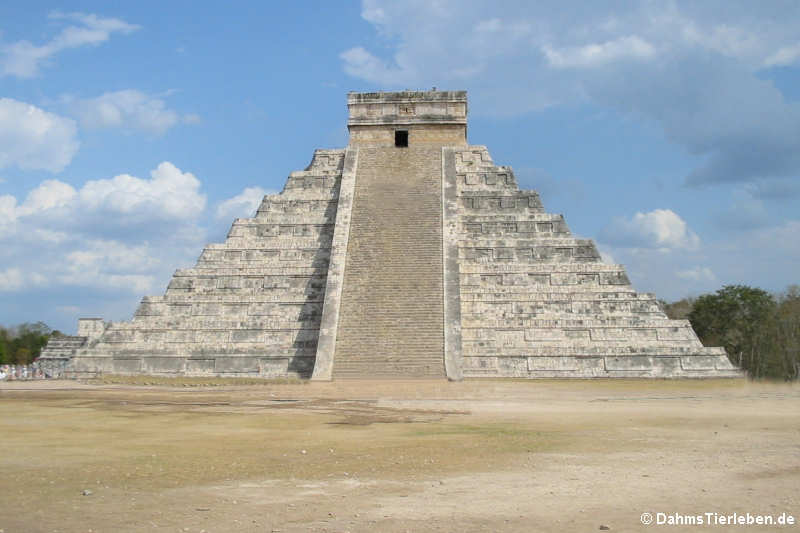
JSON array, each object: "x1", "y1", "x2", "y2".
[{"x1": 40, "y1": 90, "x2": 741, "y2": 379}]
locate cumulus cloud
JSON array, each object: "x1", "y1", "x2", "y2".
[
  {"x1": 341, "y1": 0, "x2": 800, "y2": 186},
  {"x1": 0, "y1": 243, "x2": 160, "y2": 293},
  {"x1": 0, "y1": 162, "x2": 208, "y2": 297},
  {"x1": 0, "y1": 98, "x2": 79, "y2": 172},
  {"x1": 0, "y1": 267, "x2": 48, "y2": 292},
  {"x1": 69, "y1": 90, "x2": 193, "y2": 135},
  {"x1": 0, "y1": 268, "x2": 25, "y2": 291},
  {"x1": 3, "y1": 162, "x2": 205, "y2": 226},
  {"x1": 60, "y1": 240, "x2": 161, "y2": 293},
  {"x1": 0, "y1": 194, "x2": 19, "y2": 233},
  {"x1": 340, "y1": 47, "x2": 414, "y2": 86},
  {"x1": 676, "y1": 266, "x2": 716, "y2": 282},
  {"x1": 601, "y1": 218, "x2": 800, "y2": 301},
  {"x1": 603, "y1": 55, "x2": 800, "y2": 188},
  {"x1": 600, "y1": 208, "x2": 700, "y2": 251},
  {"x1": 340, "y1": 5, "x2": 538, "y2": 87},
  {"x1": 215, "y1": 186, "x2": 270, "y2": 220},
  {"x1": 1, "y1": 12, "x2": 139, "y2": 78},
  {"x1": 764, "y1": 42, "x2": 800, "y2": 67},
  {"x1": 543, "y1": 36, "x2": 656, "y2": 68},
  {"x1": 78, "y1": 162, "x2": 206, "y2": 218},
  {"x1": 23, "y1": 179, "x2": 77, "y2": 212}
]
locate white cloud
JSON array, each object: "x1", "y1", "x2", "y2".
[
  {"x1": 30, "y1": 228, "x2": 70, "y2": 244},
  {"x1": 59, "y1": 269, "x2": 156, "y2": 294},
  {"x1": 600, "y1": 209, "x2": 700, "y2": 252},
  {"x1": 0, "y1": 267, "x2": 47, "y2": 292},
  {"x1": 344, "y1": 1, "x2": 800, "y2": 81},
  {"x1": 601, "y1": 218, "x2": 800, "y2": 301},
  {"x1": 66, "y1": 239, "x2": 160, "y2": 274},
  {"x1": 764, "y1": 42, "x2": 800, "y2": 67},
  {"x1": 79, "y1": 161, "x2": 206, "y2": 218},
  {"x1": 342, "y1": 1, "x2": 800, "y2": 185},
  {"x1": 340, "y1": 8, "x2": 535, "y2": 87},
  {"x1": 2, "y1": 162, "x2": 205, "y2": 224},
  {"x1": 340, "y1": 47, "x2": 415, "y2": 86},
  {"x1": 69, "y1": 90, "x2": 189, "y2": 135},
  {"x1": 0, "y1": 162, "x2": 208, "y2": 295},
  {"x1": 677, "y1": 266, "x2": 716, "y2": 282},
  {"x1": 0, "y1": 98, "x2": 79, "y2": 172},
  {"x1": 0, "y1": 195, "x2": 17, "y2": 232},
  {"x1": 22, "y1": 179, "x2": 78, "y2": 213},
  {"x1": 543, "y1": 36, "x2": 656, "y2": 68},
  {"x1": 215, "y1": 186, "x2": 270, "y2": 220},
  {"x1": 1, "y1": 12, "x2": 139, "y2": 78},
  {"x1": 60, "y1": 239, "x2": 161, "y2": 293},
  {"x1": 0, "y1": 268, "x2": 25, "y2": 291}
]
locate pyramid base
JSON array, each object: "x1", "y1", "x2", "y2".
[
  {"x1": 461, "y1": 353, "x2": 743, "y2": 379},
  {"x1": 62, "y1": 353, "x2": 315, "y2": 380}
]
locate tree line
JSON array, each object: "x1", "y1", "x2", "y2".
[
  {"x1": 662, "y1": 284, "x2": 800, "y2": 381},
  {"x1": 0, "y1": 322, "x2": 60, "y2": 365}
]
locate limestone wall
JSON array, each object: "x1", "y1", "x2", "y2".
[
  {"x1": 348, "y1": 124, "x2": 466, "y2": 146},
  {"x1": 62, "y1": 150, "x2": 346, "y2": 378},
  {"x1": 347, "y1": 90, "x2": 467, "y2": 127},
  {"x1": 446, "y1": 146, "x2": 740, "y2": 378}
]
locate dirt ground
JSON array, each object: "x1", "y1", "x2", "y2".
[{"x1": 0, "y1": 378, "x2": 798, "y2": 533}]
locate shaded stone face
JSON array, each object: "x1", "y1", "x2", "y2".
[{"x1": 41, "y1": 90, "x2": 740, "y2": 380}]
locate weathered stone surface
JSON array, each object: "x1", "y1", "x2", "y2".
[
  {"x1": 332, "y1": 144, "x2": 447, "y2": 378},
  {"x1": 48, "y1": 148, "x2": 345, "y2": 378},
  {"x1": 447, "y1": 143, "x2": 740, "y2": 378},
  {"x1": 42, "y1": 90, "x2": 741, "y2": 379}
]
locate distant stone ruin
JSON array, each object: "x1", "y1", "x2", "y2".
[{"x1": 40, "y1": 90, "x2": 741, "y2": 379}]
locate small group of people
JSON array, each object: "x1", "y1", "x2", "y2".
[{"x1": 0, "y1": 364, "x2": 48, "y2": 380}]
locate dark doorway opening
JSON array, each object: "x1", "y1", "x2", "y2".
[{"x1": 395, "y1": 130, "x2": 408, "y2": 147}]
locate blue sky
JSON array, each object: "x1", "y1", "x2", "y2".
[{"x1": 1, "y1": 1, "x2": 799, "y2": 333}]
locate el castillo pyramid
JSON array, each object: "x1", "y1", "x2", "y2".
[{"x1": 40, "y1": 90, "x2": 741, "y2": 379}]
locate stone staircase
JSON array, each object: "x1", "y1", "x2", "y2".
[
  {"x1": 49, "y1": 150, "x2": 346, "y2": 379},
  {"x1": 39, "y1": 335, "x2": 88, "y2": 358},
  {"x1": 38, "y1": 336, "x2": 88, "y2": 377},
  {"x1": 333, "y1": 146, "x2": 445, "y2": 378},
  {"x1": 451, "y1": 146, "x2": 740, "y2": 378}
]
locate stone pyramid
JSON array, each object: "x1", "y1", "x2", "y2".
[{"x1": 40, "y1": 90, "x2": 741, "y2": 379}]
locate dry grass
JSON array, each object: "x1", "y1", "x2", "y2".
[{"x1": 1, "y1": 378, "x2": 798, "y2": 532}]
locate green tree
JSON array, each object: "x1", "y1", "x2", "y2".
[
  {"x1": 772, "y1": 286, "x2": 800, "y2": 380},
  {"x1": 660, "y1": 297, "x2": 696, "y2": 320},
  {"x1": 689, "y1": 285, "x2": 777, "y2": 378},
  {"x1": 13, "y1": 347, "x2": 32, "y2": 365},
  {"x1": 0, "y1": 327, "x2": 8, "y2": 364},
  {"x1": 0, "y1": 322, "x2": 53, "y2": 365}
]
